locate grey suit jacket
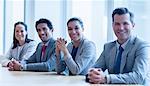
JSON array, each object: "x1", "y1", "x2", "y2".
[
  {"x1": 24, "y1": 38, "x2": 56, "y2": 72},
  {"x1": 94, "y1": 36, "x2": 150, "y2": 84},
  {"x1": 0, "y1": 41, "x2": 37, "y2": 67},
  {"x1": 57, "y1": 37, "x2": 96, "y2": 75}
]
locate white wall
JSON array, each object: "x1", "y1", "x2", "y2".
[
  {"x1": 4, "y1": 0, "x2": 24, "y2": 54},
  {"x1": 0, "y1": 0, "x2": 4, "y2": 54},
  {"x1": 1, "y1": 0, "x2": 150, "y2": 57},
  {"x1": 34, "y1": 0, "x2": 66, "y2": 41}
]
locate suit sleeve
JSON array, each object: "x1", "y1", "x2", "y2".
[
  {"x1": 25, "y1": 51, "x2": 56, "y2": 72},
  {"x1": 0, "y1": 44, "x2": 13, "y2": 66},
  {"x1": 56, "y1": 51, "x2": 67, "y2": 74}
]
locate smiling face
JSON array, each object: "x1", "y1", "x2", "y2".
[
  {"x1": 15, "y1": 24, "x2": 27, "y2": 43},
  {"x1": 67, "y1": 20, "x2": 84, "y2": 42},
  {"x1": 113, "y1": 13, "x2": 135, "y2": 44},
  {"x1": 36, "y1": 23, "x2": 53, "y2": 43}
]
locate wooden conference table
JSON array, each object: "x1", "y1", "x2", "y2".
[{"x1": 0, "y1": 66, "x2": 142, "y2": 86}]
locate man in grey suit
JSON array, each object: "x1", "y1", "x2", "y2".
[
  {"x1": 9, "y1": 18, "x2": 56, "y2": 72},
  {"x1": 86, "y1": 7, "x2": 150, "y2": 85}
]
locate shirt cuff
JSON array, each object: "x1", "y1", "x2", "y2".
[
  {"x1": 106, "y1": 75, "x2": 111, "y2": 83},
  {"x1": 21, "y1": 64, "x2": 27, "y2": 71}
]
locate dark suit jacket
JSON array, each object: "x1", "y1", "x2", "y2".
[{"x1": 24, "y1": 38, "x2": 56, "y2": 72}]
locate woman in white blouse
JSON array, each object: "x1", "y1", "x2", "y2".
[{"x1": 0, "y1": 22, "x2": 37, "y2": 67}]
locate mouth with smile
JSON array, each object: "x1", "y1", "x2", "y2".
[
  {"x1": 40, "y1": 34, "x2": 46, "y2": 39},
  {"x1": 71, "y1": 34, "x2": 78, "y2": 39},
  {"x1": 117, "y1": 31, "x2": 125, "y2": 35}
]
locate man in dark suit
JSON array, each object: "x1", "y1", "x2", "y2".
[
  {"x1": 86, "y1": 7, "x2": 150, "y2": 85},
  {"x1": 9, "y1": 18, "x2": 57, "y2": 72}
]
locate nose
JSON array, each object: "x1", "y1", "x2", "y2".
[
  {"x1": 118, "y1": 24, "x2": 124, "y2": 30},
  {"x1": 71, "y1": 29, "x2": 76, "y2": 34},
  {"x1": 18, "y1": 32, "x2": 22, "y2": 35},
  {"x1": 39, "y1": 30, "x2": 45, "y2": 35}
]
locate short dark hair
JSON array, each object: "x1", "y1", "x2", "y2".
[
  {"x1": 12, "y1": 21, "x2": 33, "y2": 49},
  {"x1": 35, "y1": 18, "x2": 53, "y2": 30},
  {"x1": 67, "y1": 17, "x2": 84, "y2": 28},
  {"x1": 112, "y1": 7, "x2": 134, "y2": 24}
]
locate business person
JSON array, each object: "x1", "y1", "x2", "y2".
[
  {"x1": 86, "y1": 7, "x2": 150, "y2": 85},
  {"x1": 9, "y1": 18, "x2": 57, "y2": 72},
  {"x1": 0, "y1": 21, "x2": 36, "y2": 67},
  {"x1": 56, "y1": 17, "x2": 96, "y2": 75}
]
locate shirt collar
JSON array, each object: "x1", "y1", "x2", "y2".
[
  {"x1": 116, "y1": 38, "x2": 129, "y2": 50},
  {"x1": 42, "y1": 39, "x2": 50, "y2": 46}
]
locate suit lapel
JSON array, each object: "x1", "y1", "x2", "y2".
[
  {"x1": 69, "y1": 36, "x2": 85, "y2": 61},
  {"x1": 120, "y1": 36, "x2": 136, "y2": 73},
  {"x1": 37, "y1": 43, "x2": 43, "y2": 62},
  {"x1": 109, "y1": 43, "x2": 117, "y2": 72},
  {"x1": 18, "y1": 44, "x2": 26, "y2": 60},
  {"x1": 44, "y1": 38, "x2": 55, "y2": 61},
  {"x1": 75, "y1": 37, "x2": 85, "y2": 60}
]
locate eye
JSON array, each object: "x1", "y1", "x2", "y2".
[
  {"x1": 75, "y1": 27, "x2": 79, "y2": 30},
  {"x1": 21, "y1": 30, "x2": 24, "y2": 32},
  {"x1": 37, "y1": 29, "x2": 41, "y2": 32},
  {"x1": 74, "y1": 25, "x2": 80, "y2": 30},
  {"x1": 43, "y1": 27, "x2": 47, "y2": 31},
  {"x1": 15, "y1": 30, "x2": 19, "y2": 32},
  {"x1": 68, "y1": 27, "x2": 72, "y2": 31},
  {"x1": 114, "y1": 22, "x2": 120, "y2": 26},
  {"x1": 123, "y1": 22, "x2": 129, "y2": 25}
]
